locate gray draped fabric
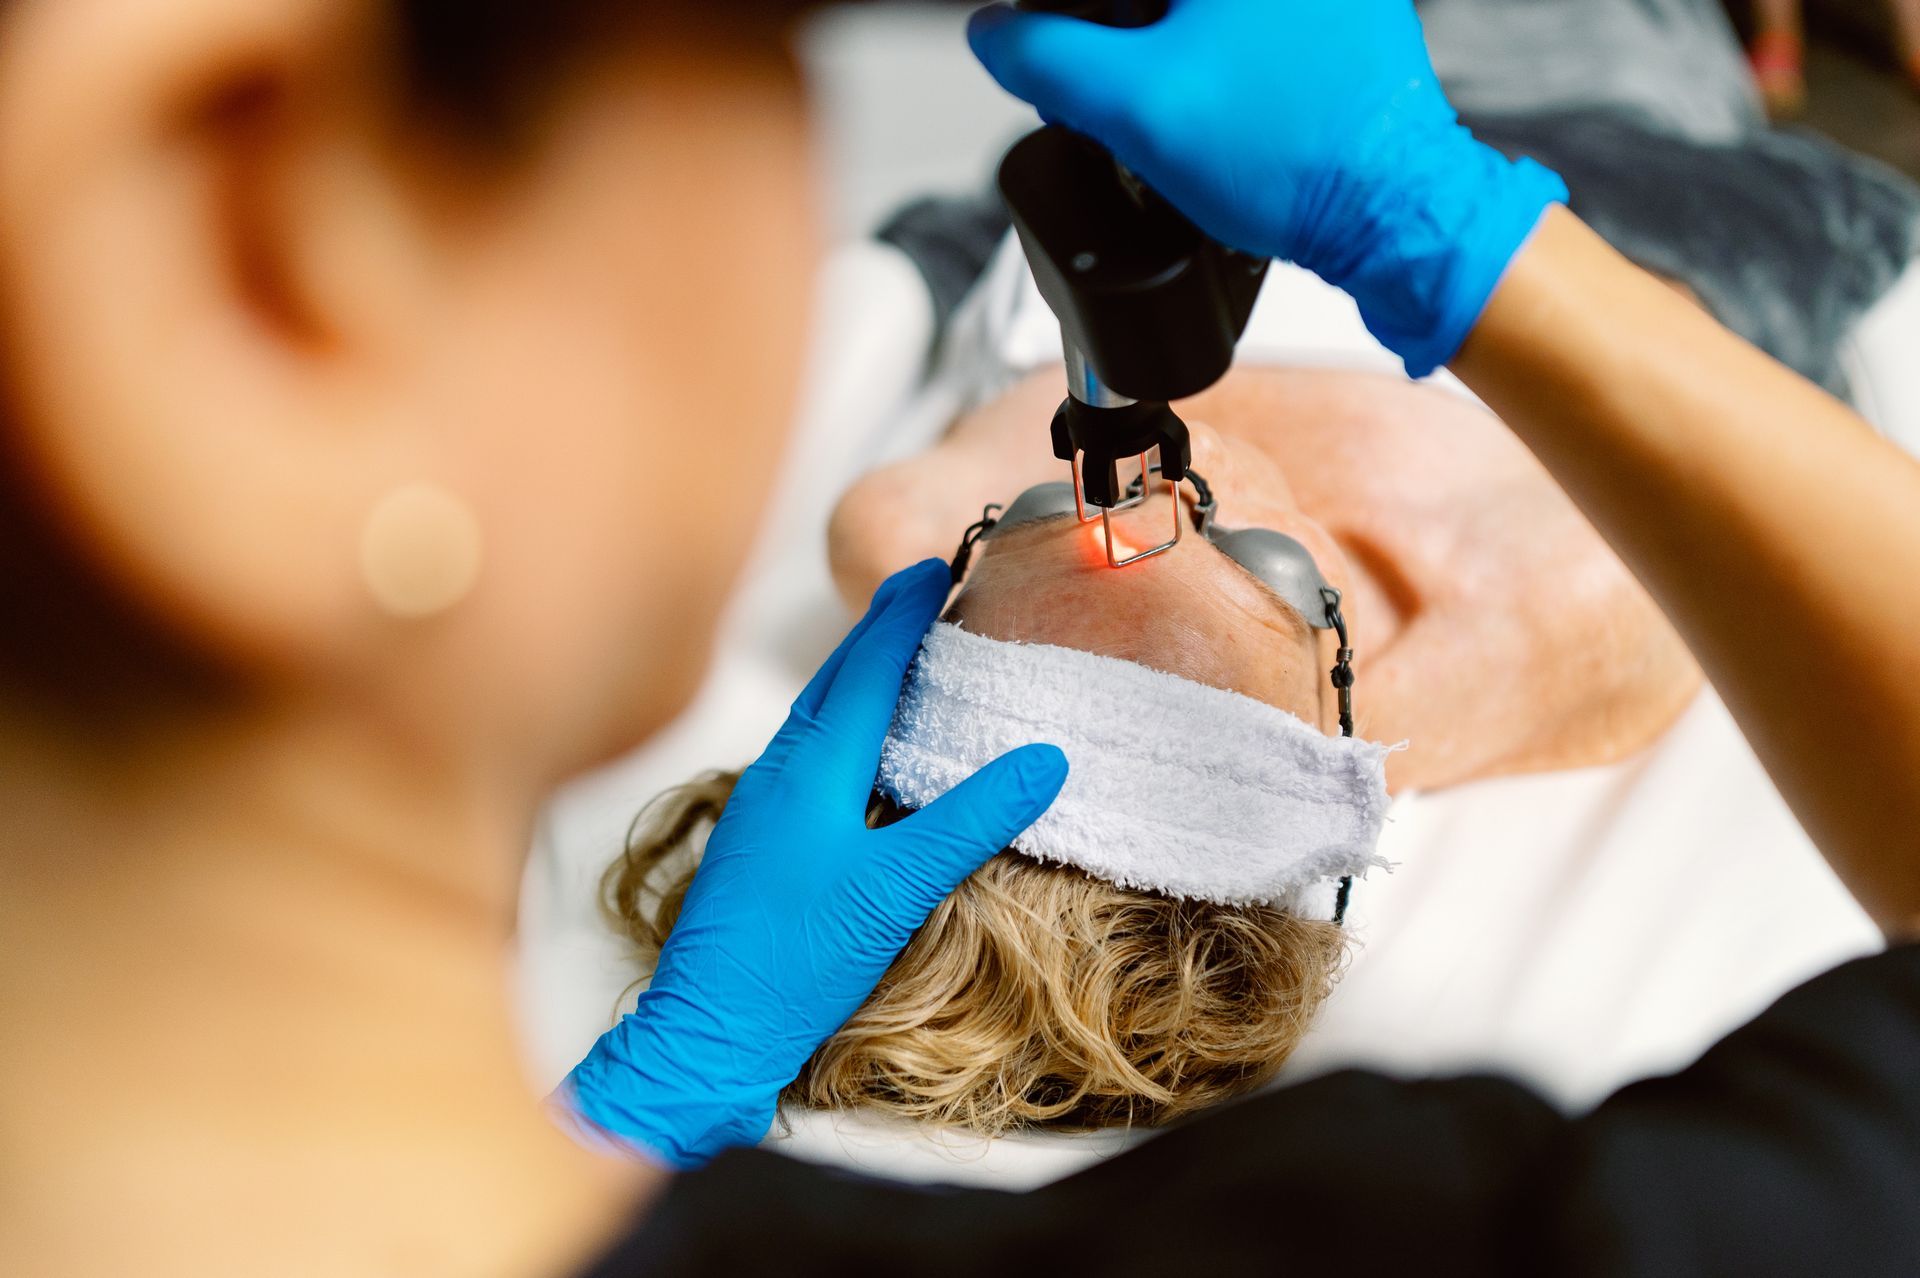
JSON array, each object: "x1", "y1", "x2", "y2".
[
  {"x1": 1462, "y1": 109, "x2": 1920, "y2": 395},
  {"x1": 1419, "y1": 0, "x2": 1763, "y2": 142}
]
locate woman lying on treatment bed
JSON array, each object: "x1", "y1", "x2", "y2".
[
  {"x1": 606, "y1": 359, "x2": 1701, "y2": 1135},
  {"x1": 584, "y1": 0, "x2": 1919, "y2": 1154}
]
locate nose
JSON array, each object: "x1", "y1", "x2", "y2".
[{"x1": 1184, "y1": 418, "x2": 1228, "y2": 478}]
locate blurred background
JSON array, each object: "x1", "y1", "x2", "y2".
[{"x1": 1727, "y1": 0, "x2": 1920, "y2": 175}]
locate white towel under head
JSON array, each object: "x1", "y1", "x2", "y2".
[{"x1": 877, "y1": 623, "x2": 1395, "y2": 915}]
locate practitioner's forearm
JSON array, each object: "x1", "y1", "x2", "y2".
[{"x1": 1453, "y1": 208, "x2": 1920, "y2": 937}]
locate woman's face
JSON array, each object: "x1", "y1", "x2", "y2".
[{"x1": 0, "y1": 5, "x2": 817, "y2": 778}]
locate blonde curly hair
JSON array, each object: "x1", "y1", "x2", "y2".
[{"x1": 606, "y1": 769, "x2": 1349, "y2": 1135}]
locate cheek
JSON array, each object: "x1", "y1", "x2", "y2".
[
  {"x1": 599, "y1": 96, "x2": 817, "y2": 738},
  {"x1": 434, "y1": 63, "x2": 820, "y2": 766}
]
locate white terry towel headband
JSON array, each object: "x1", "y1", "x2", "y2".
[{"x1": 878, "y1": 623, "x2": 1395, "y2": 916}]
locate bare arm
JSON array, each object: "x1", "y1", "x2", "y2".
[{"x1": 1454, "y1": 207, "x2": 1920, "y2": 938}]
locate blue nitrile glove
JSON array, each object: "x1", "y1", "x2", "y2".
[
  {"x1": 555, "y1": 560, "x2": 1067, "y2": 1168},
  {"x1": 968, "y1": 0, "x2": 1568, "y2": 377}
]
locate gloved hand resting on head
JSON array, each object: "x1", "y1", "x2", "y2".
[
  {"x1": 968, "y1": 0, "x2": 1568, "y2": 377},
  {"x1": 555, "y1": 560, "x2": 1068, "y2": 1169}
]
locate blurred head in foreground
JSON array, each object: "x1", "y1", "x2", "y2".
[
  {"x1": 0, "y1": 1, "x2": 828, "y2": 1264},
  {"x1": 0, "y1": 0, "x2": 818, "y2": 796}
]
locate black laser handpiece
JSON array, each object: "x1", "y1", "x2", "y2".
[{"x1": 997, "y1": 0, "x2": 1270, "y2": 566}]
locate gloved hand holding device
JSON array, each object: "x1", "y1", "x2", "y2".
[
  {"x1": 556, "y1": 559, "x2": 1068, "y2": 1169},
  {"x1": 968, "y1": 0, "x2": 1568, "y2": 377}
]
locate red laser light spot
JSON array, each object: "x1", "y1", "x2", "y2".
[{"x1": 1089, "y1": 520, "x2": 1141, "y2": 565}]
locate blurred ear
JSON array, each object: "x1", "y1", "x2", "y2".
[{"x1": 0, "y1": 0, "x2": 456, "y2": 678}]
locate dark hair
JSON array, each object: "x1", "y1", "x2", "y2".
[{"x1": 396, "y1": 0, "x2": 816, "y2": 131}]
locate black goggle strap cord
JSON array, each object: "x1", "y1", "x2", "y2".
[
  {"x1": 948, "y1": 503, "x2": 1005, "y2": 585},
  {"x1": 1323, "y1": 588, "x2": 1355, "y2": 740},
  {"x1": 1323, "y1": 585, "x2": 1356, "y2": 925}
]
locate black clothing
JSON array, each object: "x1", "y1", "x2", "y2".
[{"x1": 575, "y1": 944, "x2": 1920, "y2": 1276}]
